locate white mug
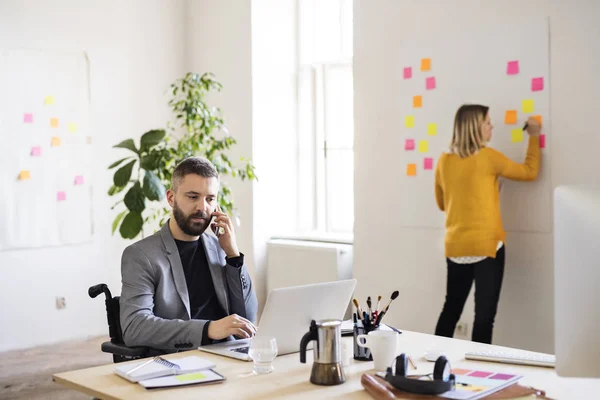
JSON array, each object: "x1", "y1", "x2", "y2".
[{"x1": 357, "y1": 330, "x2": 398, "y2": 371}]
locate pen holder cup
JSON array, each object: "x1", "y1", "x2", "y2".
[{"x1": 353, "y1": 323, "x2": 378, "y2": 361}]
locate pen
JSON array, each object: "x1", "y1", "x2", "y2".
[
  {"x1": 523, "y1": 122, "x2": 528, "y2": 131},
  {"x1": 408, "y1": 356, "x2": 417, "y2": 370},
  {"x1": 126, "y1": 356, "x2": 158, "y2": 375}
]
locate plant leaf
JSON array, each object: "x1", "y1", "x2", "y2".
[
  {"x1": 124, "y1": 182, "x2": 146, "y2": 212},
  {"x1": 119, "y1": 211, "x2": 143, "y2": 239},
  {"x1": 112, "y1": 210, "x2": 127, "y2": 235},
  {"x1": 140, "y1": 153, "x2": 160, "y2": 170},
  {"x1": 108, "y1": 184, "x2": 126, "y2": 196},
  {"x1": 143, "y1": 171, "x2": 166, "y2": 201},
  {"x1": 113, "y1": 160, "x2": 136, "y2": 187},
  {"x1": 113, "y1": 139, "x2": 138, "y2": 154},
  {"x1": 140, "y1": 129, "x2": 166, "y2": 151},
  {"x1": 108, "y1": 157, "x2": 132, "y2": 169}
]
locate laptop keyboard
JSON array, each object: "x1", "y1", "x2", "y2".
[{"x1": 230, "y1": 346, "x2": 250, "y2": 354}]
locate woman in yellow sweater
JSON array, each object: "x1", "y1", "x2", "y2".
[{"x1": 433, "y1": 104, "x2": 541, "y2": 344}]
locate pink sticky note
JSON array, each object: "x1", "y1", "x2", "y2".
[
  {"x1": 405, "y1": 139, "x2": 415, "y2": 150},
  {"x1": 30, "y1": 146, "x2": 41, "y2": 156},
  {"x1": 507, "y1": 60, "x2": 519, "y2": 75},
  {"x1": 426, "y1": 77, "x2": 436, "y2": 90},
  {"x1": 424, "y1": 157, "x2": 433, "y2": 170},
  {"x1": 24, "y1": 113, "x2": 34, "y2": 123},
  {"x1": 57, "y1": 191, "x2": 66, "y2": 201},
  {"x1": 470, "y1": 371, "x2": 494, "y2": 378},
  {"x1": 74, "y1": 175, "x2": 84, "y2": 185},
  {"x1": 540, "y1": 134, "x2": 546, "y2": 149},
  {"x1": 403, "y1": 67, "x2": 412, "y2": 79},
  {"x1": 531, "y1": 77, "x2": 544, "y2": 91}
]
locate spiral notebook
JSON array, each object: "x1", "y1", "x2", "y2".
[{"x1": 114, "y1": 356, "x2": 216, "y2": 383}]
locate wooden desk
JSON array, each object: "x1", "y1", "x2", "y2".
[{"x1": 53, "y1": 330, "x2": 599, "y2": 399}]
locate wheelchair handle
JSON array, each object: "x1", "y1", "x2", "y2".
[{"x1": 89, "y1": 283, "x2": 110, "y2": 299}]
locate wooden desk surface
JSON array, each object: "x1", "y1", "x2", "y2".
[{"x1": 53, "y1": 330, "x2": 599, "y2": 399}]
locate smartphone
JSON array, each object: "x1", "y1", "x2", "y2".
[{"x1": 211, "y1": 205, "x2": 222, "y2": 237}]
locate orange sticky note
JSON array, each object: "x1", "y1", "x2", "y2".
[
  {"x1": 50, "y1": 117, "x2": 59, "y2": 128},
  {"x1": 413, "y1": 96, "x2": 422, "y2": 108},
  {"x1": 504, "y1": 110, "x2": 517, "y2": 125},
  {"x1": 18, "y1": 170, "x2": 31, "y2": 180},
  {"x1": 533, "y1": 115, "x2": 542, "y2": 125},
  {"x1": 420, "y1": 58, "x2": 431, "y2": 71},
  {"x1": 406, "y1": 164, "x2": 417, "y2": 176},
  {"x1": 51, "y1": 137, "x2": 61, "y2": 147}
]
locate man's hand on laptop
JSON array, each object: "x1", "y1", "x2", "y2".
[{"x1": 208, "y1": 314, "x2": 257, "y2": 340}]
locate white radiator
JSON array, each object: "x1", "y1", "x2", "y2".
[{"x1": 266, "y1": 239, "x2": 353, "y2": 318}]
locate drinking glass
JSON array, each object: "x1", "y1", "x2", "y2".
[{"x1": 248, "y1": 336, "x2": 278, "y2": 374}]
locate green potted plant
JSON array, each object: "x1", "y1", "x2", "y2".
[{"x1": 108, "y1": 72, "x2": 257, "y2": 239}]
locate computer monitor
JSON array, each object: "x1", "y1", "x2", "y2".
[{"x1": 554, "y1": 185, "x2": 600, "y2": 378}]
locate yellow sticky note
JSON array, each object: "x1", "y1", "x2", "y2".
[
  {"x1": 50, "y1": 118, "x2": 59, "y2": 128},
  {"x1": 418, "y1": 140, "x2": 429, "y2": 153},
  {"x1": 176, "y1": 372, "x2": 206, "y2": 382},
  {"x1": 504, "y1": 110, "x2": 517, "y2": 125},
  {"x1": 51, "y1": 136, "x2": 61, "y2": 147},
  {"x1": 406, "y1": 164, "x2": 417, "y2": 176},
  {"x1": 68, "y1": 123, "x2": 77, "y2": 133},
  {"x1": 420, "y1": 58, "x2": 431, "y2": 71},
  {"x1": 44, "y1": 96, "x2": 55, "y2": 105},
  {"x1": 511, "y1": 129, "x2": 523, "y2": 143},
  {"x1": 18, "y1": 170, "x2": 31, "y2": 181},
  {"x1": 405, "y1": 115, "x2": 415, "y2": 128},
  {"x1": 413, "y1": 96, "x2": 422, "y2": 108},
  {"x1": 427, "y1": 123, "x2": 437, "y2": 136},
  {"x1": 522, "y1": 99, "x2": 534, "y2": 113}
]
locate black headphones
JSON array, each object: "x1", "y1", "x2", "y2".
[{"x1": 384, "y1": 353, "x2": 456, "y2": 395}]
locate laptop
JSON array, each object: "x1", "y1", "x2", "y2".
[{"x1": 197, "y1": 279, "x2": 357, "y2": 361}]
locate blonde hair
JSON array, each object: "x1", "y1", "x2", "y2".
[{"x1": 449, "y1": 104, "x2": 489, "y2": 158}]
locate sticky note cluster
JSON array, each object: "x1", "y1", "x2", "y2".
[{"x1": 406, "y1": 157, "x2": 434, "y2": 176}]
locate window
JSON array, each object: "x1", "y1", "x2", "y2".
[{"x1": 297, "y1": 0, "x2": 354, "y2": 235}]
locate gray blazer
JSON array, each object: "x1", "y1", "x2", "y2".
[{"x1": 119, "y1": 222, "x2": 258, "y2": 352}]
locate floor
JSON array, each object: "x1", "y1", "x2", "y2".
[{"x1": 0, "y1": 336, "x2": 112, "y2": 400}]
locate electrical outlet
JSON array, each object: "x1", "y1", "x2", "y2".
[
  {"x1": 455, "y1": 321, "x2": 468, "y2": 337},
  {"x1": 56, "y1": 296, "x2": 66, "y2": 309}
]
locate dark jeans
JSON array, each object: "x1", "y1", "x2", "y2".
[{"x1": 434, "y1": 246, "x2": 505, "y2": 344}]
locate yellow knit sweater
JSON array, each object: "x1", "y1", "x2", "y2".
[{"x1": 435, "y1": 136, "x2": 540, "y2": 258}]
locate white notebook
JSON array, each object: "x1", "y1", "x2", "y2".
[
  {"x1": 139, "y1": 369, "x2": 225, "y2": 389},
  {"x1": 114, "y1": 356, "x2": 216, "y2": 383}
]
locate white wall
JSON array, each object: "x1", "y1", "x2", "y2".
[
  {"x1": 185, "y1": 0, "x2": 261, "y2": 307},
  {"x1": 353, "y1": 0, "x2": 600, "y2": 353},
  {"x1": 251, "y1": 0, "x2": 298, "y2": 312},
  {"x1": 0, "y1": 0, "x2": 187, "y2": 352}
]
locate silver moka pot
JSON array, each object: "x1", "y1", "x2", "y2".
[{"x1": 299, "y1": 319, "x2": 345, "y2": 385}]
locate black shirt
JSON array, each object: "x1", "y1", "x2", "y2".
[{"x1": 175, "y1": 238, "x2": 227, "y2": 345}]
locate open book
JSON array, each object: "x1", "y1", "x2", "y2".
[{"x1": 114, "y1": 356, "x2": 216, "y2": 383}]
